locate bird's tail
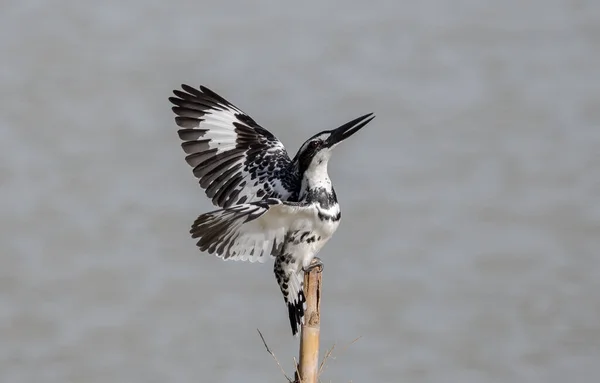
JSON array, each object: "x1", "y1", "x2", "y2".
[{"x1": 274, "y1": 256, "x2": 305, "y2": 336}]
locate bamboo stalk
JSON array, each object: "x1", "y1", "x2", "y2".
[{"x1": 295, "y1": 259, "x2": 323, "y2": 383}]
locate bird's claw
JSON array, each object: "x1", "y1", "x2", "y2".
[{"x1": 303, "y1": 257, "x2": 324, "y2": 273}]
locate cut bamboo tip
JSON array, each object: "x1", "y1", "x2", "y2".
[{"x1": 296, "y1": 259, "x2": 323, "y2": 383}]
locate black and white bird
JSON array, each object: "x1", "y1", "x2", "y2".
[{"x1": 169, "y1": 84, "x2": 374, "y2": 335}]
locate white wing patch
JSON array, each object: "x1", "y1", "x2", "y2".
[
  {"x1": 186, "y1": 104, "x2": 243, "y2": 155},
  {"x1": 190, "y1": 199, "x2": 317, "y2": 262}
]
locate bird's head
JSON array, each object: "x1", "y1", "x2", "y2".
[{"x1": 294, "y1": 113, "x2": 375, "y2": 175}]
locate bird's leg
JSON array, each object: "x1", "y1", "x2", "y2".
[{"x1": 303, "y1": 257, "x2": 324, "y2": 273}]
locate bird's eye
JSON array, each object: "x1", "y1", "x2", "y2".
[{"x1": 309, "y1": 141, "x2": 319, "y2": 149}]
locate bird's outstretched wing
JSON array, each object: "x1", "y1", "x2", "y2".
[
  {"x1": 170, "y1": 85, "x2": 299, "y2": 208},
  {"x1": 190, "y1": 198, "x2": 315, "y2": 262}
]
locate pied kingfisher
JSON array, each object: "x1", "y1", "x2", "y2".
[{"x1": 169, "y1": 84, "x2": 374, "y2": 335}]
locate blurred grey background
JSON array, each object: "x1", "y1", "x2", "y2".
[{"x1": 1, "y1": 1, "x2": 599, "y2": 382}]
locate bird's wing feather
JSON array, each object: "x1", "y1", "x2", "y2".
[
  {"x1": 190, "y1": 199, "x2": 316, "y2": 262},
  {"x1": 170, "y1": 85, "x2": 299, "y2": 207}
]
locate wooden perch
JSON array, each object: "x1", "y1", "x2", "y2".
[{"x1": 295, "y1": 259, "x2": 323, "y2": 383}]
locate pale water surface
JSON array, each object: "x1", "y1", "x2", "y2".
[{"x1": 1, "y1": 1, "x2": 599, "y2": 382}]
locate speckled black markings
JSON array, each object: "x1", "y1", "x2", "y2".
[
  {"x1": 318, "y1": 211, "x2": 342, "y2": 222},
  {"x1": 304, "y1": 186, "x2": 338, "y2": 209},
  {"x1": 284, "y1": 230, "x2": 311, "y2": 246}
]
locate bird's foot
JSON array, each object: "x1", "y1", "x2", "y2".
[{"x1": 303, "y1": 257, "x2": 324, "y2": 273}]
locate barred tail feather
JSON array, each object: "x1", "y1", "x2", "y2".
[
  {"x1": 275, "y1": 256, "x2": 305, "y2": 336},
  {"x1": 287, "y1": 287, "x2": 305, "y2": 336}
]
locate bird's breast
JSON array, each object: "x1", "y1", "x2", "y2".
[{"x1": 315, "y1": 204, "x2": 340, "y2": 237}]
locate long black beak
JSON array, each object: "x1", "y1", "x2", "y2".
[{"x1": 327, "y1": 113, "x2": 375, "y2": 146}]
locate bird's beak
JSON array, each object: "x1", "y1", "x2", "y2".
[{"x1": 326, "y1": 113, "x2": 375, "y2": 146}]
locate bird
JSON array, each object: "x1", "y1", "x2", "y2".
[{"x1": 169, "y1": 84, "x2": 374, "y2": 335}]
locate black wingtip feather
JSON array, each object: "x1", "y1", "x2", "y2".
[
  {"x1": 181, "y1": 84, "x2": 202, "y2": 97},
  {"x1": 199, "y1": 85, "x2": 222, "y2": 100},
  {"x1": 175, "y1": 117, "x2": 201, "y2": 128}
]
